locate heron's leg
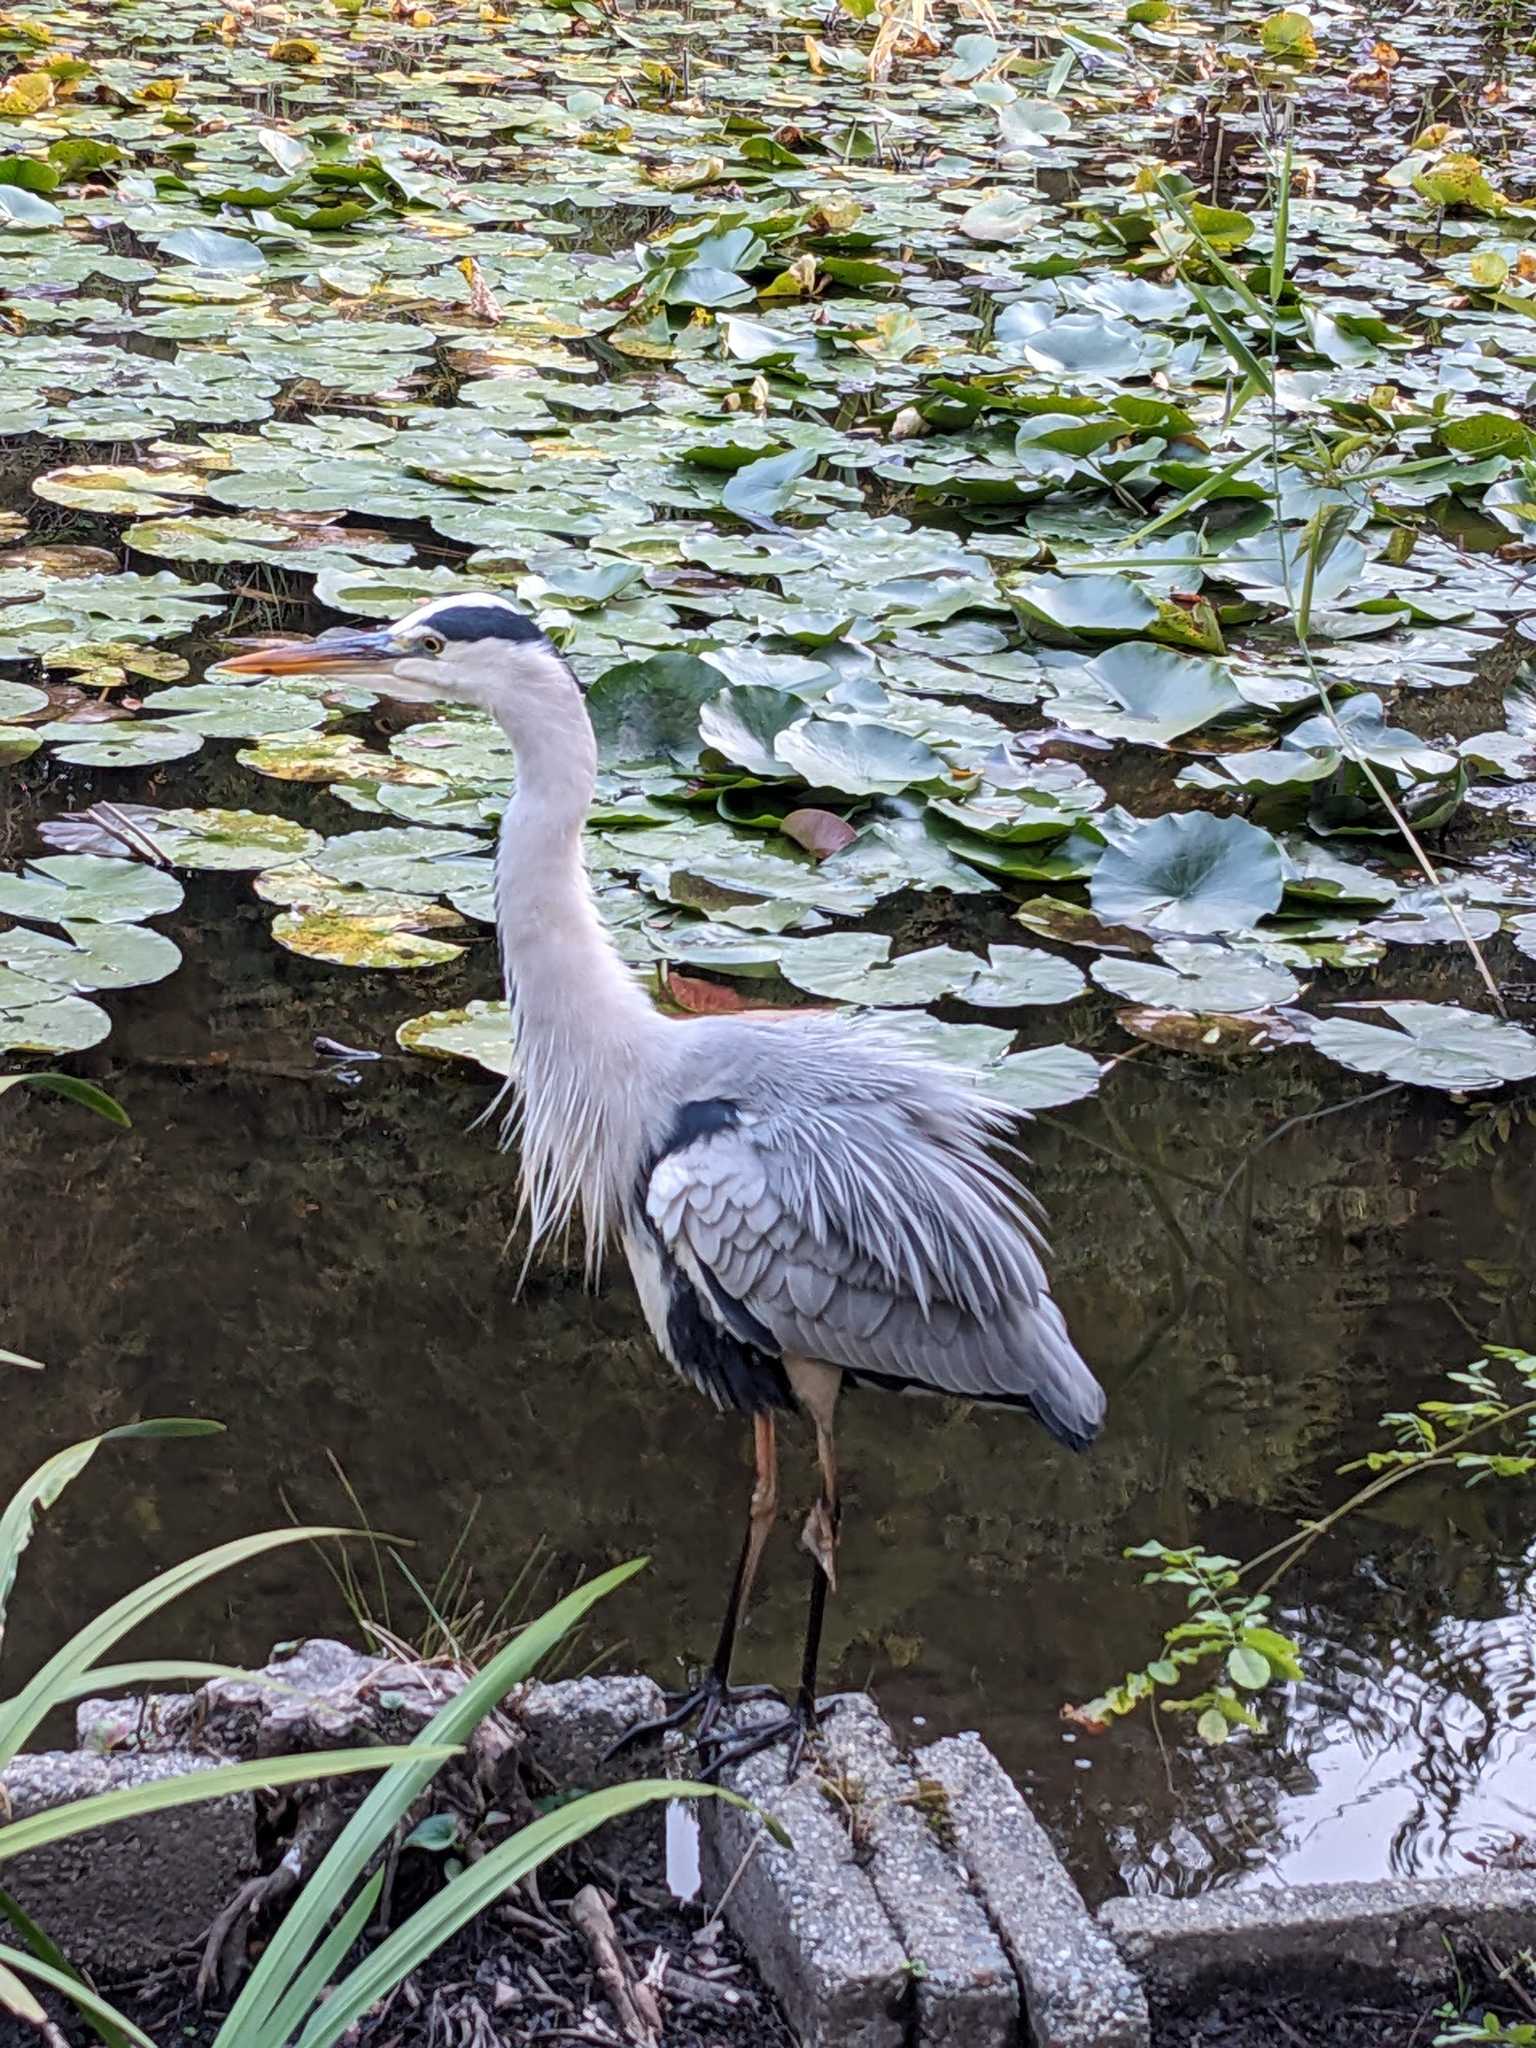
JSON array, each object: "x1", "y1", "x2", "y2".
[
  {"x1": 605, "y1": 1414, "x2": 782, "y2": 1759},
  {"x1": 703, "y1": 1361, "x2": 842, "y2": 1782}
]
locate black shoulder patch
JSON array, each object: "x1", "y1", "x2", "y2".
[
  {"x1": 666, "y1": 1269, "x2": 793, "y2": 1415},
  {"x1": 665, "y1": 1097, "x2": 741, "y2": 1149},
  {"x1": 423, "y1": 602, "x2": 547, "y2": 646}
]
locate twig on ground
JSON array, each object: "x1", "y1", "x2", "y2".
[{"x1": 570, "y1": 1885, "x2": 663, "y2": 2046}]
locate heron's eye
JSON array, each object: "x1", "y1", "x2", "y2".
[{"x1": 416, "y1": 631, "x2": 446, "y2": 657}]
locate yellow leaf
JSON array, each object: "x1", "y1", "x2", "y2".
[
  {"x1": 140, "y1": 76, "x2": 181, "y2": 99},
  {"x1": 803, "y1": 32, "x2": 824, "y2": 72},
  {"x1": 0, "y1": 14, "x2": 51, "y2": 44},
  {"x1": 0, "y1": 68, "x2": 51, "y2": 113},
  {"x1": 409, "y1": 7, "x2": 433, "y2": 23},
  {"x1": 1259, "y1": 9, "x2": 1316, "y2": 59},
  {"x1": 268, "y1": 34, "x2": 321, "y2": 61},
  {"x1": 1468, "y1": 249, "x2": 1509, "y2": 288},
  {"x1": 1413, "y1": 151, "x2": 1507, "y2": 216}
]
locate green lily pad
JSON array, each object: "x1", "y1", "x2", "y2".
[
  {"x1": 0, "y1": 677, "x2": 46, "y2": 719},
  {"x1": 397, "y1": 998, "x2": 515, "y2": 1076},
  {"x1": 310, "y1": 826, "x2": 491, "y2": 896},
  {"x1": 1090, "y1": 813, "x2": 1285, "y2": 936},
  {"x1": 36, "y1": 724, "x2": 206, "y2": 768},
  {"x1": 1305, "y1": 1003, "x2": 1536, "y2": 1092},
  {"x1": 0, "y1": 920, "x2": 181, "y2": 991},
  {"x1": 588, "y1": 653, "x2": 727, "y2": 769},
  {"x1": 0, "y1": 855, "x2": 184, "y2": 927},
  {"x1": 143, "y1": 808, "x2": 324, "y2": 871},
  {"x1": 1091, "y1": 940, "x2": 1301, "y2": 1013},
  {"x1": 0, "y1": 967, "x2": 111, "y2": 1054},
  {"x1": 775, "y1": 718, "x2": 946, "y2": 797},
  {"x1": 272, "y1": 907, "x2": 466, "y2": 970}
]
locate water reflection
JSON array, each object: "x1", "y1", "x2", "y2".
[{"x1": 3, "y1": 852, "x2": 1536, "y2": 1903}]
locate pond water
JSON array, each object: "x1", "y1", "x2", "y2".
[
  {"x1": 3, "y1": 0, "x2": 1536, "y2": 1925},
  {"x1": 5, "y1": 749, "x2": 1536, "y2": 1902}
]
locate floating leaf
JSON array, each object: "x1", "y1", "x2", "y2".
[
  {"x1": 774, "y1": 719, "x2": 946, "y2": 797},
  {"x1": 589, "y1": 655, "x2": 727, "y2": 769},
  {"x1": 272, "y1": 908, "x2": 466, "y2": 970},
  {"x1": 1091, "y1": 941, "x2": 1300, "y2": 1013},
  {"x1": 397, "y1": 998, "x2": 514, "y2": 1077},
  {"x1": 0, "y1": 968, "x2": 110, "y2": 1054},
  {"x1": 0, "y1": 855, "x2": 183, "y2": 928},
  {"x1": 1090, "y1": 814, "x2": 1285, "y2": 937},
  {"x1": 1304, "y1": 1003, "x2": 1536, "y2": 1092},
  {"x1": 0, "y1": 920, "x2": 180, "y2": 991}
]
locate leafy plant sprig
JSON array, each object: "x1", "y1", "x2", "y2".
[{"x1": 1070, "y1": 1346, "x2": 1536, "y2": 1743}]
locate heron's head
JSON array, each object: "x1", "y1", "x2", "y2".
[{"x1": 222, "y1": 594, "x2": 576, "y2": 720}]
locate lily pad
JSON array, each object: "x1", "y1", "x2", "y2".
[
  {"x1": 1090, "y1": 813, "x2": 1285, "y2": 937},
  {"x1": 0, "y1": 967, "x2": 111, "y2": 1054},
  {"x1": 0, "y1": 855, "x2": 184, "y2": 927},
  {"x1": 1304, "y1": 1003, "x2": 1536, "y2": 1092},
  {"x1": 397, "y1": 998, "x2": 514, "y2": 1076},
  {"x1": 1091, "y1": 940, "x2": 1301, "y2": 1012},
  {"x1": 272, "y1": 908, "x2": 466, "y2": 970}
]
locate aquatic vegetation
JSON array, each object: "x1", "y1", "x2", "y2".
[
  {"x1": 0, "y1": 0, "x2": 1533, "y2": 1102},
  {"x1": 1072, "y1": 1344, "x2": 1536, "y2": 1744}
]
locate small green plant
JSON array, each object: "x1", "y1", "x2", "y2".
[
  {"x1": 0, "y1": 1429, "x2": 754, "y2": 2047},
  {"x1": 1436, "y1": 2020, "x2": 1536, "y2": 2045},
  {"x1": 1072, "y1": 1347, "x2": 1536, "y2": 1743}
]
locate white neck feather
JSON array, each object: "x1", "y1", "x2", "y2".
[{"x1": 485, "y1": 654, "x2": 666, "y2": 1276}]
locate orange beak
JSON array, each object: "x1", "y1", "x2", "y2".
[{"x1": 220, "y1": 625, "x2": 404, "y2": 676}]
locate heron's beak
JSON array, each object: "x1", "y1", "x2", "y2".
[{"x1": 220, "y1": 625, "x2": 406, "y2": 677}]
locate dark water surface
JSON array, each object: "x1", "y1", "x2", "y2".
[{"x1": 5, "y1": 758, "x2": 1535, "y2": 1904}]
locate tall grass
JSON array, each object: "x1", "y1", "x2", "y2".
[{"x1": 0, "y1": 1429, "x2": 756, "y2": 2047}]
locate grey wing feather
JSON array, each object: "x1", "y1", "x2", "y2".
[{"x1": 644, "y1": 1031, "x2": 1105, "y2": 1449}]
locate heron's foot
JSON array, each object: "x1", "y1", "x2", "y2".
[
  {"x1": 697, "y1": 1693, "x2": 838, "y2": 1784},
  {"x1": 602, "y1": 1670, "x2": 783, "y2": 1763}
]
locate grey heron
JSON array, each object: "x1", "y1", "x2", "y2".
[{"x1": 226, "y1": 595, "x2": 1106, "y2": 1773}]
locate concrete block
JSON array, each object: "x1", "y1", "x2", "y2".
[
  {"x1": 923, "y1": 1731, "x2": 1148, "y2": 2048},
  {"x1": 516, "y1": 1674, "x2": 672, "y2": 1882},
  {"x1": 820, "y1": 1697, "x2": 1018, "y2": 2048},
  {"x1": 698, "y1": 1700, "x2": 909, "y2": 2048},
  {"x1": 0, "y1": 1750, "x2": 256, "y2": 1975},
  {"x1": 1100, "y1": 1872, "x2": 1536, "y2": 1997}
]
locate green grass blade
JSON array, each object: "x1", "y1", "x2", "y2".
[
  {"x1": 254, "y1": 1869, "x2": 385, "y2": 2048},
  {"x1": 0, "y1": 1887, "x2": 135, "y2": 2048},
  {"x1": 13, "y1": 1661, "x2": 250, "y2": 1717},
  {"x1": 297, "y1": 1781, "x2": 737, "y2": 2048},
  {"x1": 0, "y1": 1748, "x2": 459, "y2": 1864},
  {"x1": 218, "y1": 1557, "x2": 648, "y2": 2048},
  {"x1": 1270, "y1": 130, "x2": 1294, "y2": 309},
  {"x1": 0, "y1": 1526, "x2": 347, "y2": 1770},
  {"x1": 0, "y1": 1950, "x2": 157, "y2": 2048},
  {"x1": 1183, "y1": 273, "x2": 1274, "y2": 395},
  {"x1": 0, "y1": 1074, "x2": 130, "y2": 1126},
  {"x1": 0, "y1": 1422, "x2": 225, "y2": 1662},
  {"x1": 1118, "y1": 448, "x2": 1258, "y2": 550}
]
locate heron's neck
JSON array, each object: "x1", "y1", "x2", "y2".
[{"x1": 488, "y1": 671, "x2": 664, "y2": 1267}]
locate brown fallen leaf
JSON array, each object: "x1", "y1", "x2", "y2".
[
  {"x1": 779, "y1": 806, "x2": 857, "y2": 859},
  {"x1": 664, "y1": 970, "x2": 759, "y2": 1014}
]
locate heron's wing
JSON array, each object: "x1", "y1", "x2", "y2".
[{"x1": 643, "y1": 1082, "x2": 1104, "y2": 1449}]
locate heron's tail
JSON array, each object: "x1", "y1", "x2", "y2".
[{"x1": 1019, "y1": 1295, "x2": 1106, "y2": 1452}]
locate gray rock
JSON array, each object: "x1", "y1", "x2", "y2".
[
  {"x1": 922, "y1": 1731, "x2": 1149, "y2": 2048},
  {"x1": 698, "y1": 1699, "x2": 909, "y2": 2048},
  {"x1": 516, "y1": 1674, "x2": 672, "y2": 1881},
  {"x1": 0, "y1": 1750, "x2": 256, "y2": 1974},
  {"x1": 820, "y1": 1697, "x2": 1018, "y2": 2048},
  {"x1": 1100, "y1": 1872, "x2": 1536, "y2": 1996}
]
